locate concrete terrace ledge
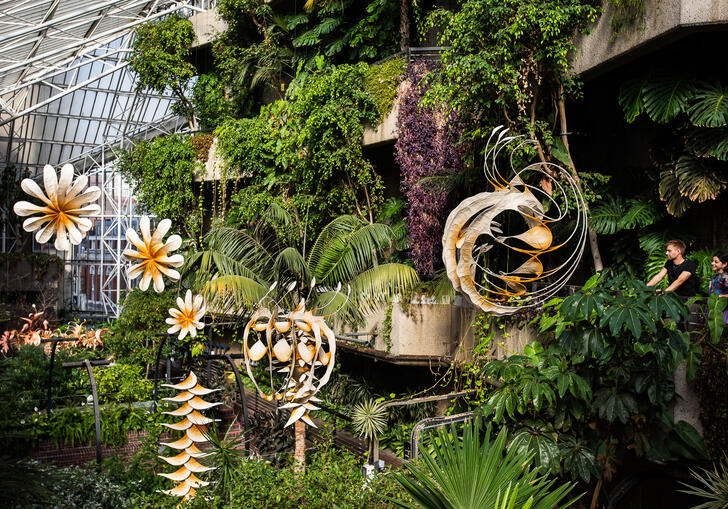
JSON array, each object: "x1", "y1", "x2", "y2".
[{"x1": 572, "y1": 0, "x2": 728, "y2": 77}]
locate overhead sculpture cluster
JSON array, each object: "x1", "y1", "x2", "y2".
[{"x1": 442, "y1": 126, "x2": 588, "y2": 315}]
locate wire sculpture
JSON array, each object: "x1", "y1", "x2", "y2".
[
  {"x1": 242, "y1": 292, "x2": 337, "y2": 428},
  {"x1": 442, "y1": 126, "x2": 587, "y2": 315}
]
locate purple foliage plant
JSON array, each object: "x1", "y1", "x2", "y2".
[{"x1": 395, "y1": 61, "x2": 464, "y2": 277}]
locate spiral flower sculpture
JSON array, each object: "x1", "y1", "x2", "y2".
[
  {"x1": 242, "y1": 299, "x2": 336, "y2": 428},
  {"x1": 166, "y1": 290, "x2": 206, "y2": 340},
  {"x1": 13, "y1": 164, "x2": 100, "y2": 251},
  {"x1": 158, "y1": 371, "x2": 219, "y2": 503},
  {"x1": 442, "y1": 126, "x2": 587, "y2": 315}
]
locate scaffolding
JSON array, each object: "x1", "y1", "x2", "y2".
[{"x1": 0, "y1": 0, "x2": 215, "y2": 317}]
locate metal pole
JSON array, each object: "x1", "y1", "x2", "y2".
[
  {"x1": 151, "y1": 335, "x2": 167, "y2": 413},
  {"x1": 84, "y1": 359, "x2": 103, "y2": 464},
  {"x1": 223, "y1": 353, "x2": 250, "y2": 435},
  {"x1": 46, "y1": 340, "x2": 59, "y2": 413}
]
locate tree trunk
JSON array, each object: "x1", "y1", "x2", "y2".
[
  {"x1": 400, "y1": 0, "x2": 410, "y2": 51},
  {"x1": 294, "y1": 420, "x2": 306, "y2": 473},
  {"x1": 557, "y1": 84, "x2": 604, "y2": 273}
]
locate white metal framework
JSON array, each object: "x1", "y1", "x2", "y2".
[{"x1": 0, "y1": 0, "x2": 215, "y2": 317}]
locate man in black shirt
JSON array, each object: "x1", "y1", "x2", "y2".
[{"x1": 646, "y1": 239, "x2": 698, "y2": 297}]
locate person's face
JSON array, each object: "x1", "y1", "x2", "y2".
[
  {"x1": 666, "y1": 244, "x2": 682, "y2": 260},
  {"x1": 711, "y1": 256, "x2": 727, "y2": 273}
]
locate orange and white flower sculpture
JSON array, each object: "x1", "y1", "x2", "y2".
[
  {"x1": 158, "y1": 371, "x2": 220, "y2": 503},
  {"x1": 123, "y1": 216, "x2": 184, "y2": 292},
  {"x1": 242, "y1": 299, "x2": 336, "y2": 428},
  {"x1": 13, "y1": 164, "x2": 100, "y2": 251},
  {"x1": 166, "y1": 290, "x2": 206, "y2": 340}
]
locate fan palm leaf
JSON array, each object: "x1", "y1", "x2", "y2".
[{"x1": 392, "y1": 420, "x2": 576, "y2": 509}]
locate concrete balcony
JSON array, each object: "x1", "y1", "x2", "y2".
[{"x1": 573, "y1": 0, "x2": 728, "y2": 77}]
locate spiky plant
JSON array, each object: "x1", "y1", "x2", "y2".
[
  {"x1": 679, "y1": 456, "x2": 728, "y2": 509},
  {"x1": 392, "y1": 419, "x2": 576, "y2": 509},
  {"x1": 351, "y1": 399, "x2": 387, "y2": 441}
]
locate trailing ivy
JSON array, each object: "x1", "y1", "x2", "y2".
[{"x1": 395, "y1": 61, "x2": 464, "y2": 276}]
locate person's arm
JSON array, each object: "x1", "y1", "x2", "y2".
[
  {"x1": 665, "y1": 270, "x2": 692, "y2": 292},
  {"x1": 647, "y1": 268, "x2": 667, "y2": 287}
]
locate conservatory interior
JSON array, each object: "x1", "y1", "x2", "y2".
[{"x1": 2, "y1": 0, "x2": 728, "y2": 508}]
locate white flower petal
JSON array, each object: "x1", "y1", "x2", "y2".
[
  {"x1": 153, "y1": 219, "x2": 172, "y2": 244},
  {"x1": 20, "y1": 179, "x2": 52, "y2": 206},
  {"x1": 22, "y1": 215, "x2": 51, "y2": 232},
  {"x1": 152, "y1": 272, "x2": 164, "y2": 292},
  {"x1": 127, "y1": 263, "x2": 145, "y2": 279},
  {"x1": 185, "y1": 290, "x2": 193, "y2": 309},
  {"x1": 57, "y1": 164, "x2": 74, "y2": 200},
  {"x1": 36, "y1": 221, "x2": 56, "y2": 244},
  {"x1": 13, "y1": 201, "x2": 48, "y2": 217},
  {"x1": 67, "y1": 223, "x2": 83, "y2": 245},
  {"x1": 140, "y1": 271, "x2": 152, "y2": 291},
  {"x1": 168, "y1": 324, "x2": 182, "y2": 335},
  {"x1": 43, "y1": 165, "x2": 59, "y2": 204},
  {"x1": 65, "y1": 174, "x2": 88, "y2": 200},
  {"x1": 140, "y1": 216, "x2": 151, "y2": 243}
]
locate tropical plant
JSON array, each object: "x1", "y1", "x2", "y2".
[
  {"x1": 204, "y1": 423, "x2": 246, "y2": 505},
  {"x1": 188, "y1": 208, "x2": 418, "y2": 325},
  {"x1": 619, "y1": 76, "x2": 728, "y2": 215},
  {"x1": 679, "y1": 455, "x2": 728, "y2": 509},
  {"x1": 474, "y1": 271, "x2": 709, "y2": 504},
  {"x1": 392, "y1": 419, "x2": 576, "y2": 509},
  {"x1": 351, "y1": 398, "x2": 387, "y2": 441},
  {"x1": 128, "y1": 13, "x2": 198, "y2": 129}
]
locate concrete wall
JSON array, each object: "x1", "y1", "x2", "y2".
[
  {"x1": 190, "y1": 9, "x2": 226, "y2": 47},
  {"x1": 573, "y1": 0, "x2": 728, "y2": 77}
]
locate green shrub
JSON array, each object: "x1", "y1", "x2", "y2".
[
  {"x1": 95, "y1": 364, "x2": 153, "y2": 406},
  {"x1": 105, "y1": 289, "x2": 176, "y2": 373},
  {"x1": 364, "y1": 56, "x2": 406, "y2": 120}
]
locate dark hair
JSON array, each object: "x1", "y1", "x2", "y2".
[
  {"x1": 715, "y1": 253, "x2": 728, "y2": 265},
  {"x1": 667, "y1": 239, "x2": 687, "y2": 255}
]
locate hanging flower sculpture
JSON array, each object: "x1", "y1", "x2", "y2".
[
  {"x1": 166, "y1": 290, "x2": 206, "y2": 340},
  {"x1": 13, "y1": 164, "x2": 100, "y2": 251},
  {"x1": 123, "y1": 216, "x2": 184, "y2": 292},
  {"x1": 442, "y1": 126, "x2": 588, "y2": 315},
  {"x1": 158, "y1": 371, "x2": 219, "y2": 503},
  {"x1": 242, "y1": 299, "x2": 336, "y2": 428}
]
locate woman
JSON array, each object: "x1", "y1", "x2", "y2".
[
  {"x1": 709, "y1": 253, "x2": 728, "y2": 297},
  {"x1": 709, "y1": 252, "x2": 728, "y2": 325}
]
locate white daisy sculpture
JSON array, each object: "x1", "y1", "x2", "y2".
[
  {"x1": 123, "y1": 216, "x2": 184, "y2": 292},
  {"x1": 13, "y1": 164, "x2": 101, "y2": 251},
  {"x1": 166, "y1": 290, "x2": 206, "y2": 340}
]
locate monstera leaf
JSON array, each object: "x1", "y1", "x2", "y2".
[
  {"x1": 675, "y1": 155, "x2": 727, "y2": 203},
  {"x1": 619, "y1": 75, "x2": 650, "y2": 122},
  {"x1": 689, "y1": 82, "x2": 728, "y2": 127},
  {"x1": 642, "y1": 79, "x2": 695, "y2": 124},
  {"x1": 686, "y1": 127, "x2": 728, "y2": 160},
  {"x1": 658, "y1": 168, "x2": 692, "y2": 216},
  {"x1": 590, "y1": 197, "x2": 658, "y2": 235}
]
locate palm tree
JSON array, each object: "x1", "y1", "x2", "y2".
[{"x1": 186, "y1": 204, "x2": 419, "y2": 326}]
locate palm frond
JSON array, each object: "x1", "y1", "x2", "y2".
[
  {"x1": 392, "y1": 420, "x2": 575, "y2": 509},
  {"x1": 204, "y1": 275, "x2": 269, "y2": 314},
  {"x1": 307, "y1": 215, "x2": 366, "y2": 274},
  {"x1": 317, "y1": 223, "x2": 396, "y2": 284},
  {"x1": 273, "y1": 246, "x2": 311, "y2": 283},
  {"x1": 642, "y1": 79, "x2": 695, "y2": 124},
  {"x1": 349, "y1": 263, "x2": 419, "y2": 315},
  {"x1": 206, "y1": 227, "x2": 276, "y2": 279},
  {"x1": 689, "y1": 82, "x2": 728, "y2": 127}
]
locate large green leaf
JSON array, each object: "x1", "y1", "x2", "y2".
[
  {"x1": 601, "y1": 304, "x2": 644, "y2": 339},
  {"x1": 619, "y1": 75, "x2": 649, "y2": 123},
  {"x1": 658, "y1": 168, "x2": 692, "y2": 216},
  {"x1": 707, "y1": 293, "x2": 728, "y2": 343},
  {"x1": 688, "y1": 82, "x2": 728, "y2": 127},
  {"x1": 508, "y1": 428, "x2": 560, "y2": 475},
  {"x1": 675, "y1": 155, "x2": 727, "y2": 203},
  {"x1": 686, "y1": 127, "x2": 728, "y2": 160},
  {"x1": 589, "y1": 196, "x2": 625, "y2": 235},
  {"x1": 620, "y1": 198, "x2": 659, "y2": 230},
  {"x1": 642, "y1": 79, "x2": 695, "y2": 124}
]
